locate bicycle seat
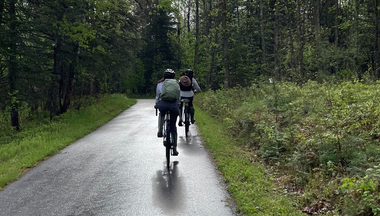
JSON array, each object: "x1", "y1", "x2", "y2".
[{"x1": 181, "y1": 99, "x2": 190, "y2": 103}]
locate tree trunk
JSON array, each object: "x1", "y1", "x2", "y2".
[
  {"x1": 209, "y1": 28, "x2": 218, "y2": 90},
  {"x1": 237, "y1": 1, "x2": 240, "y2": 27},
  {"x1": 194, "y1": 0, "x2": 199, "y2": 76},
  {"x1": 222, "y1": 0, "x2": 229, "y2": 89},
  {"x1": 296, "y1": 0, "x2": 305, "y2": 79},
  {"x1": 184, "y1": 9, "x2": 187, "y2": 35},
  {"x1": 296, "y1": 0, "x2": 300, "y2": 75},
  {"x1": 203, "y1": 0, "x2": 206, "y2": 17},
  {"x1": 8, "y1": 0, "x2": 19, "y2": 130},
  {"x1": 177, "y1": 0, "x2": 181, "y2": 37},
  {"x1": 207, "y1": 0, "x2": 212, "y2": 36},
  {"x1": 187, "y1": 0, "x2": 191, "y2": 34},
  {"x1": 51, "y1": 33, "x2": 64, "y2": 119},
  {"x1": 177, "y1": 20, "x2": 181, "y2": 38},
  {"x1": 206, "y1": 0, "x2": 214, "y2": 89},
  {"x1": 335, "y1": 0, "x2": 339, "y2": 46},
  {"x1": 355, "y1": 0, "x2": 360, "y2": 80},
  {"x1": 0, "y1": 0, "x2": 4, "y2": 24},
  {"x1": 375, "y1": 0, "x2": 379, "y2": 78},
  {"x1": 285, "y1": 0, "x2": 296, "y2": 78},
  {"x1": 274, "y1": 0, "x2": 279, "y2": 78},
  {"x1": 313, "y1": 0, "x2": 321, "y2": 75},
  {"x1": 314, "y1": 0, "x2": 320, "y2": 40},
  {"x1": 48, "y1": 75, "x2": 60, "y2": 120},
  {"x1": 260, "y1": 0, "x2": 266, "y2": 74},
  {"x1": 61, "y1": 43, "x2": 79, "y2": 114}
]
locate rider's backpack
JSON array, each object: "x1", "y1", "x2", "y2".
[
  {"x1": 161, "y1": 79, "x2": 180, "y2": 102},
  {"x1": 179, "y1": 75, "x2": 192, "y2": 91}
]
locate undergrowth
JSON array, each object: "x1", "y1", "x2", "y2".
[
  {"x1": 195, "y1": 80, "x2": 380, "y2": 215},
  {"x1": 195, "y1": 106, "x2": 304, "y2": 215},
  {"x1": 0, "y1": 95, "x2": 100, "y2": 146}
]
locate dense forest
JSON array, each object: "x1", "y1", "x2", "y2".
[
  {"x1": 1, "y1": 1, "x2": 380, "y2": 214},
  {"x1": 0, "y1": 0, "x2": 379, "y2": 130}
]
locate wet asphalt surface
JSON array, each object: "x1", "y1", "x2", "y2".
[{"x1": 0, "y1": 99, "x2": 238, "y2": 216}]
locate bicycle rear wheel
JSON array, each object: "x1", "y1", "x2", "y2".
[
  {"x1": 165, "y1": 116, "x2": 171, "y2": 168},
  {"x1": 184, "y1": 109, "x2": 190, "y2": 138},
  {"x1": 166, "y1": 143, "x2": 170, "y2": 168}
]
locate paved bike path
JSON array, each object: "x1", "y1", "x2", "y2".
[{"x1": 0, "y1": 99, "x2": 237, "y2": 216}]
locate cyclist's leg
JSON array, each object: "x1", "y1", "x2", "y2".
[
  {"x1": 189, "y1": 97, "x2": 195, "y2": 124},
  {"x1": 157, "y1": 112, "x2": 164, "y2": 137},
  {"x1": 169, "y1": 103, "x2": 179, "y2": 155},
  {"x1": 178, "y1": 98, "x2": 183, "y2": 126},
  {"x1": 157, "y1": 101, "x2": 165, "y2": 137}
]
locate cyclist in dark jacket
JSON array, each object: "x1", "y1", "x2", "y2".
[
  {"x1": 178, "y1": 69, "x2": 201, "y2": 126},
  {"x1": 155, "y1": 68, "x2": 180, "y2": 155}
]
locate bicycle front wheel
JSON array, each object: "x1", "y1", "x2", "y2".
[{"x1": 166, "y1": 127, "x2": 171, "y2": 169}]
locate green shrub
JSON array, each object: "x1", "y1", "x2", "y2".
[
  {"x1": 195, "y1": 80, "x2": 380, "y2": 214},
  {"x1": 339, "y1": 167, "x2": 380, "y2": 215}
]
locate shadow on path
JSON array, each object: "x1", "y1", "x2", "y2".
[{"x1": 152, "y1": 161, "x2": 186, "y2": 215}]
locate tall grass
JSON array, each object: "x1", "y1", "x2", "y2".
[
  {"x1": 0, "y1": 95, "x2": 100, "y2": 146},
  {"x1": 195, "y1": 106, "x2": 304, "y2": 215},
  {"x1": 0, "y1": 94, "x2": 136, "y2": 189},
  {"x1": 195, "y1": 81, "x2": 380, "y2": 215}
]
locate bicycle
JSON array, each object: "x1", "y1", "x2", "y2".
[
  {"x1": 157, "y1": 109, "x2": 174, "y2": 168},
  {"x1": 181, "y1": 98, "x2": 191, "y2": 138}
]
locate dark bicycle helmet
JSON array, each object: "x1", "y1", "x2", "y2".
[
  {"x1": 185, "y1": 68, "x2": 193, "y2": 80},
  {"x1": 164, "y1": 68, "x2": 175, "y2": 79}
]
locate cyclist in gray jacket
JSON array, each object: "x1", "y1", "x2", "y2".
[
  {"x1": 155, "y1": 69, "x2": 180, "y2": 155},
  {"x1": 178, "y1": 69, "x2": 201, "y2": 126}
]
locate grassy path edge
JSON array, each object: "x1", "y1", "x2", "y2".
[
  {"x1": 0, "y1": 95, "x2": 137, "y2": 190},
  {"x1": 194, "y1": 105, "x2": 304, "y2": 215}
]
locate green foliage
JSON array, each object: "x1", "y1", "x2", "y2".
[
  {"x1": 339, "y1": 172, "x2": 380, "y2": 215},
  {"x1": 2, "y1": 0, "x2": 380, "y2": 129},
  {"x1": 7, "y1": 90, "x2": 19, "y2": 111},
  {"x1": 158, "y1": 0, "x2": 173, "y2": 10},
  {"x1": 195, "y1": 104, "x2": 303, "y2": 215},
  {"x1": 140, "y1": 3, "x2": 182, "y2": 94},
  {"x1": 0, "y1": 0, "x2": 141, "y2": 125},
  {"x1": 195, "y1": 80, "x2": 380, "y2": 214},
  {"x1": 126, "y1": 59, "x2": 146, "y2": 95}
]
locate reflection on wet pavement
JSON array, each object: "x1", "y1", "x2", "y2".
[
  {"x1": 178, "y1": 135, "x2": 205, "y2": 156},
  {"x1": 152, "y1": 161, "x2": 186, "y2": 215}
]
